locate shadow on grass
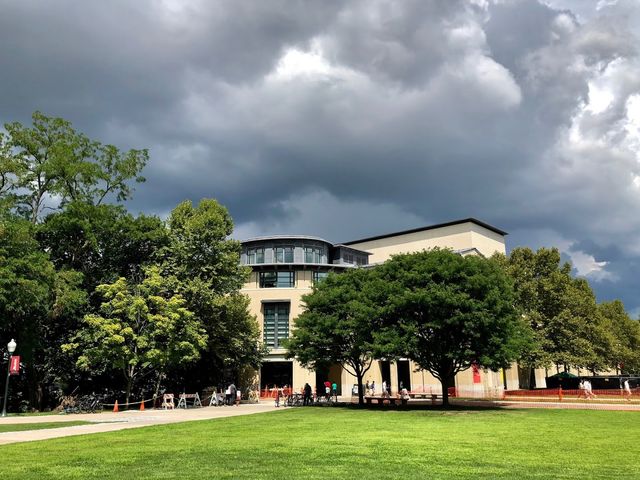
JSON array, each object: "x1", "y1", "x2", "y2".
[{"x1": 303, "y1": 401, "x2": 506, "y2": 413}]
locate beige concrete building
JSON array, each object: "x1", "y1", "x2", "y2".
[{"x1": 240, "y1": 218, "x2": 524, "y2": 398}]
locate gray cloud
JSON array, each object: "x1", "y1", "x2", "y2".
[{"x1": 1, "y1": 0, "x2": 639, "y2": 313}]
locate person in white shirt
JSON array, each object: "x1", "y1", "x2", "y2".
[{"x1": 622, "y1": 379, "x2": 632, "y2": 402}]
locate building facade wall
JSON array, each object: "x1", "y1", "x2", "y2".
[
  {"x1": 240, "y1": 220, "x2": 527, "y2": 398},
  {"x1": 346, "y1": 221, "x2": 506, "y2": 263}
]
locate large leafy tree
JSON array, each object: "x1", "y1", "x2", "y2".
[
  {"x1": 378, "y1": 249, "x2": 528, "y2": 406},
  {"x1": 37, "y1": 201, "x2": 168, "y2": 294},
  {"x1": 599, "y1": 301, "x2": 640, "y2": 374},
  {"x1": 3, "y1": 111, "x2": 147, "y2": 223},
  {"x1": 495, "y1": 247, "x2": 607, "y2": 377},
  {"x1": 160, "y1": 199, "x2": 264, "y2": 387},
  {"x1": 285, "y1": 268, "x2": 385, "y2": 405},
  {"x1": 0, "y1": 214, "x2": 87, "y2": 409},
  {"x1": 63, "y1": 267, "x2": 207, "y2": 405}
]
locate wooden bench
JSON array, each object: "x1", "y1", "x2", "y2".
[
  {"x1": 177, "y1": 392, "x2": 202, "y2": 409},
  {"x1": 364, "y1": 396, "x2": 408, "y2": 406},
  {"x1": 408, "y1": 393, "x2": 442, "y2": 405}
]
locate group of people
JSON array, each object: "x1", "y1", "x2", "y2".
[
  {"x1": 271, "y1": 381, "x2": 339, "y2": 407},
  {"x1": 212, "y1": 383, "x2": 239, "y2": 406},
  {"x1": 577, "y1": 379, "x2": 597, "y2": 400},
  {"x1": 364, "y1": 379, "x2": 392, "y2": 397}
]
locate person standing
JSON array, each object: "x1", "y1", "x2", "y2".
[
  {"x1": 382, "y1": 380, "x2": 388, "y2": 398},
  {"x1": 229, "y1": 383, "x2": 238, "y2": 406},
  {"x1": 274, "y1": 386, "x2": 281, "y2": 407},
  {"x1": 370, "y1": 380, "x2": 376, "y2": 396},
  {"x1": 225, "y1": 384, "x2": 232, "y2": 405},
  {"x1": 623, "y1": 379, "x2": 632, "y2": 402},
  {"x1": 303, "y1": 383, "x2": 312, "y2": 406},
  {"x1": 365, "y1": 380, "x2": 371, "y2": 396},
  {"x1": 331, "y1": 381, "x2": 338, "y2": 402}
]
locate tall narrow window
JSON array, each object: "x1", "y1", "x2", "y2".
[
  {"x1": 304, "y1": 247, "x2": 322, "y2": 263},
  {"x1": 263, "y1": 303, "x2": 290, "y2": 348},
  {"x1": 246, "y1": 248, "x2": 264, "y2": 264},
  {"x1": 275, "y1": 247, "x2": 294, "y2": 263},
  {"x1": 313, "y1": 271, "x2": 328, "y2": 285}
]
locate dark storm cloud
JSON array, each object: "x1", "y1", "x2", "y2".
[{"x1": 1, "y1": 0, "x2": 639, "y2": 312}]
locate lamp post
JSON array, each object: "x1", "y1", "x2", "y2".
[{"x1": 1, "y1": 339, "x2": 17, "y2": 417}]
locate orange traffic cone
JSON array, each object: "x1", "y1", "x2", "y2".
[
  {"x1": 139, "y1": 400, "x2": 145, "y2": 411},
  {"x1": 113, "y1": 400, "x2": 119, "y2": 413}
]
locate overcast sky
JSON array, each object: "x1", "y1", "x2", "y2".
[{"x1": 1, "y1": 0, "x2": 639, "y2": 313}]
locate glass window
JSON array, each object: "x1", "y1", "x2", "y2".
[
  {"x1": 246, "y1": 248, "x2": 264, "y2": 264},
  {"x1": 344, "y1": 253, "x2": 354, "y2": 264},
  {"x1": 275, "y1": 247, "x2": 294, "y2": 263},
  {"x1": 304, "y1": 247, "x2": 322, "y2": 263},
  {"x1": 263, "y1": 303, "x2": 289, "y2": 348},
  {"x1": 313, "y1": 271, "x2": 328, "y2": 285},
  {"x1": 259, "y1": 271, "x2": 295, "y2": 288}
]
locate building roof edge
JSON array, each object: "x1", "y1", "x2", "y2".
[{"x1": 341, "y1": 218, "x2": 508, "y2": 245}]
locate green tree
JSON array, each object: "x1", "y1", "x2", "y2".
[
  {"x1": 37, "y1": 201, "x2": 168, "y2": 293},
  {"x1": 160, "y1": 199, "x2": 263, "y2": 386},
  {"x1": 378, "y1": 249, "x2": 528, "y2": 406},
  {"x1": 63, "y1": 267, "x2": 207, "y2": 405},
  {"x1": 496, "y1": 247, "x2": 607, "y2": 376},
  {"x1": 0, "y1": 213, "x2": 88, "y2": 409},
  {"x1": 3, "y1": 111, "x2": 147, "y2": 223},
  {"x1": 599, "y1": 301, "x2": 640, "y2": 374},
  {"x1": 285, "y1": 268, "x2": 385, "y2": 405}
]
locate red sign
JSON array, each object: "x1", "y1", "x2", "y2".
[
  {"x1": 9, "y1": 356, "x2": 20, "y2": 375},
  {"x1": 472, "y1": 363, "x2": 482, "y2": 384}
]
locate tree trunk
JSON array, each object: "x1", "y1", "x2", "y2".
[
  {"x1": 440, "y1": 376, "x2": 452, "y2": 408},
  {"x1": 125, "y1": 368, "x2": 135, "y2": 407},
  {"x1": 355, "y1": 369, "x2": 364, "y2": 406},
  {"x1": 154, "y1": 372, "x2": 164, "y2": 400},
  {"x1": 125, "y1": 378, "x2": 131, "y2": 407}
]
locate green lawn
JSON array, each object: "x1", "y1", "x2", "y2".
[
  {"x1": 0, "y1": 421, "x2": 92, "y2": 433},
  {"x1": 0, "y1": 407, "x2": 638, "y2": 479}
]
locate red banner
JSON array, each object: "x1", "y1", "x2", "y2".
[
  {"x1": 472, "y1": 363, "x2": 481, "y2": 384},
  {"x1": 9, "y1": 355, "x2": 20, "y2": 375}
]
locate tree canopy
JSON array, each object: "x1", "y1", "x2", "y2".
[
  {"x1": 377, "y1": 249, "x2": 529, "y2": 406},
  {"x1": 0, "y1": 112, "x2": 261, "y2": 411},
  {"x1": 286, "y1": 268, "x2": 386, "y2": 405},
  {"x1": 63, "y1": 267, "x2": 207, "y2": 405}
]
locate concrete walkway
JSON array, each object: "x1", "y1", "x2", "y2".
[{"x1": 0, "y1": 403, "x2": 280, "y2": 445}]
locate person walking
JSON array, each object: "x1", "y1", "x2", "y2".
[
  {"x1": 382, "y1": 380, "x2": 388, "y2": 398},
  {"x1": 365, "y1": 380, "x2": 371, "y2": 396},
  {"x1": 370, "y1": 380, "x2": 376, "y2": 396},
  {"x1": 331, "y1": 381, "x2": 338, "y2": 402},
  {"x1": 584, "y1": 380, "x2": 596, "y2": 399},
  {"x1": 577, "y1": 380, "x2": 586, "y2": 399},
  {"x1": 324, "y1": 380, "x2": 331, "y2": 401}
]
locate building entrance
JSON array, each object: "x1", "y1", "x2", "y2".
[
  {"x1": 261, "y1": 361, "x2": 293, "y2": 389},
  {"x1": 315, "y1": 364, "x2": 342, "y2": 396},
  {"x1": 397, "y1": 360, "x2": 411, "y2": 391}
]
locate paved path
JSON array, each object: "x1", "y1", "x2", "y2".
[{"x1": 0, "y1": 404, "x2": 280, "y2": 445}]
